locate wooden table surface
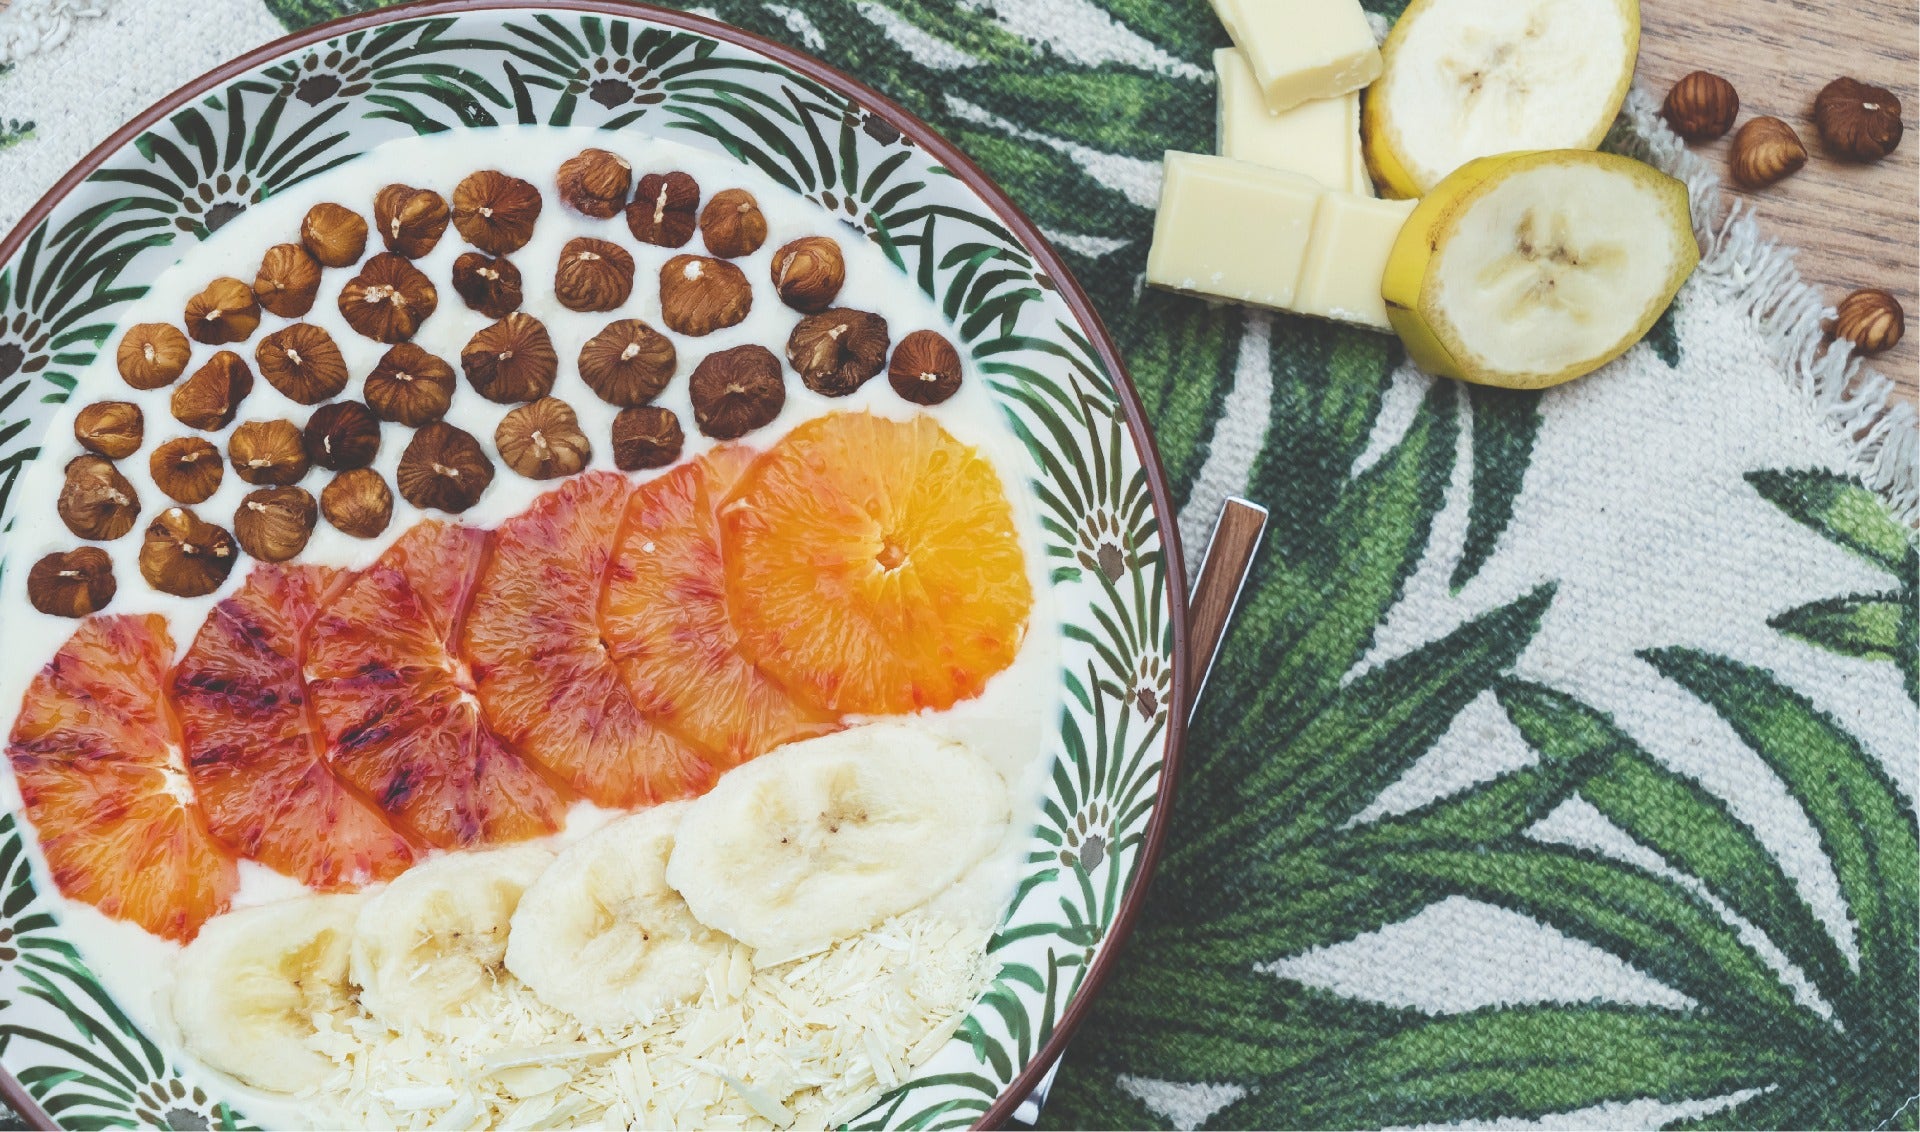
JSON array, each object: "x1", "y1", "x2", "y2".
[{"x1": 1636, "y1": 0, "x2": 1918, "y2": 404}]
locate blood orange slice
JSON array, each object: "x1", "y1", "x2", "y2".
[
  {"x1": 720, "y1": 412, "x2": 1032, "y2": 715},
  {"x1": 603, "y1": 447, "x2": 837, "y2": 765},
  {"x1": 7, "y1": 615, "x2": 237, "y2": 941},
  {"x1": 465, "y1": 471, "x2": 714, "y2": 806},
  {"x1": 173, "y1": 564, "x2": 415, "y2": 888},
  {"x1": 307, "y1": 521, "x2": 565, "y2": 847}
]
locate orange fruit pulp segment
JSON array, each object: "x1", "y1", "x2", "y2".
[
  {"x1": 719, "y1": 411, "x2": 1033, "y2": 715},
  {"x1": 7, "y1": 615, "x2": 237, "y2": 941}
]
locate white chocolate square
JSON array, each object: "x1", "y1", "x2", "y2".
[
  {"x1": 1215, "y1": 48, "x2": 1361, "y2": 191},
  {"x1": 1146, "y1": 152, "x2": 1324, "y2": 309},
  {"x1": 1207, "y1": 0, "x2": 1381, "y2": 112},
  {"x1": 1295, "y1": 193, "x2": 1416, "y2": 329}
]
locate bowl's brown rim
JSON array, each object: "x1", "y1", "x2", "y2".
[{"x1": 0, "y1": 3, "x2": 1190, "y2": 1128}]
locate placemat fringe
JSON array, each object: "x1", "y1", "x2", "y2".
[{"x1": 0, "y1": 0, "x2": 106, "y2": 68}]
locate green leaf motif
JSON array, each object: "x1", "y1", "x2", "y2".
[
  {"x1": 0, "y1": 121, "x2": 34, "y2": 153},
  {"x1": 265, "y1": 0, "x2": 386, "y2": 29},
  {"x1": 1454, "y1": 385, "x2": 1543, "y2": 590},
  {"x1": 1747, "y1": 468, "x2": 1916, "y2": 575},
  {"x1": 1770, "y1": 593, "x2": 1918, "y2": 699}
]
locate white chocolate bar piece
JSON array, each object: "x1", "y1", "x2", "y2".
[
  {"x1": 1215, "y1": 48, "x2": 1364, "y2": 192},
  {"x1": 1207, "y1": 0, "x2": 1381, "y2": 112},
  {"x1": 1295, "y1": 193, "x2": 1416, "y2": 329},
  {"x1": 1145, "y1": 152, "x2": 1322, "y2": 308}
]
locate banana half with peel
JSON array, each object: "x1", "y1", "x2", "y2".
[
  {"x1": 668, "y1": 723, "x2": 1012, "y2": 961},
  {"x1": 506, "y1": 803, "x2": 731, "y2": 1029}
]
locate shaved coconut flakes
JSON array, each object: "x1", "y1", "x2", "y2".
[{"x1": 306, "y1": 909, "x2": 992, "y2": 1130}]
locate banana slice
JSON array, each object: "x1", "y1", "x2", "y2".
[
  {"x1": 350, "y1": 845, "x2": 554, "y2": 1031},
  {"x1": 666, "y1": 724, "x2": 1010, "y2": 960},
  {"x1": 505, "y1": 803, "x2": 730, "y2": 1029},
  {"x1": 171, "y1": 894, "x2": 363, "y2": 1094},
  {"x1": 1382, "y1": 150, "x2": 1697, "y2": 389},
  {"x1": 1363, "y1": 0, "x2": 1639, "y2": 198}
]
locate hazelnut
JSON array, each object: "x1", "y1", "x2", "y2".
[
  {"x1": 1832, "y1": 288, "x2": 1904, "y2": 356},
  {"x1": 184, "y1": 277, "x2": 262, "y2": 345},
  {"x1": 554, "y1": 237, "x2": 636, "y2": 312},
  {"x1": 558, "y1": 148, "x2": 632, "y2": 218},
  {"x1": 74, "y1": 401, "x2": 145, "y2": 459},
  {"x1": 172, "y1": 351, "x2": 254, "y2": 431},
  {"x1": 1814, "y1": 77, "x2": 1903, "y2": 162},
  {"x1": 700, "y1": 188, "x2": 767, "y2": 258},
  {"x1": 398, "y1": 421, "x2": 494, "y2": 513},
  {"x1": 497, "y1": 396, "x2": 592, "y2": 480},
  {"x1": 689, "y1": 344, "x2": 784, "y2": 440},
  {"x1": 888, "y1": 329, "x2": 963, "y2": 405},
  {"x1": 579, "y1": 318, "x2": 676, "y2": 407},
  {"x1": 1662, "y1": 72, "x2": 1739, "y2": 142},
  {"x1": 303, "y1": 401, "x2": 382, "y2": 470},
  {"x1": 234, "y1": 486, "x2": 317, "y2": 563},
  {"x1": 462, "y1": 313, "x2": 558, "y2": 403},
  {"x1": 116, "y1": 323, "x2": 191, "y2": 390},
  {"x1": 27, "y1": 548, "x2": 115, "y2": 618},
  {"x1": 150, "y1": 436, "x2": 224, "y2": 504},
  {"x1": 1730, "y1": 117, "x2": 1808, "y2": 188},
  {"x1": 302, "y1": 202, "x2": 369, "y2": 268},
  {"x1": 139, "y1": 507, "x2": 237, "y2": 597},
  {"x1": 373, "y1": 183, "x2": 450, "y2": 258},
  {"x1": 770, "y1": 236, "x2": 845, "y2": 312},
  {"x1": 611, "y1": 405, "x2": 684, "y2": 471},
  {"x1": 452, "y1": 170, "x2": 543, "y2": 255},
  {"x1": 787, "y1": 308, "x2": 890, "y2": 396},
  {"x1": 626, "y1": 171, "x2": 700, "y2": 247},
  {"x1": 451, "y1": 252, "x2": 524, "y2": 318},
  {"x1": 659, "y1": 255, "x2": 752, "y2": 337},
  {"x1": 58, "y1": 455, "x2": 141, "y2": 541},
  {"x1": 254, "y1": 243, "x2": 322, "y2": 318},
  {"x1": 365, "y1": 343, "x2": 456, "y2": 426},
  {"x1": 321, "y1": 468, "x2": 393, "y2": 538},
  {"x1": 227, "y1": 419, "x2": 310, "y2": 486},
  {"x1": 255, "y1": 323, "x2": 349, "y2": 404},
  {"x1": 339, "y1": 253, "x2": 438, "y2": 343}
]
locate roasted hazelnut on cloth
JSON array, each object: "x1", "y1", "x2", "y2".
[
  {"x1": 788, "y1": 308, "x2": 890, "y2": 396},
  {"x1": 228, "y1": 419, "x2": 310, "y2": 487},
  {"x1": 689, "y1": 344, "x2": 785, "y2": 440},
  {"x1": 150, "y1": 436, "x2": 224, "y2": 504},
  {"x1": 398, "y1": 421, "x2": 495, "y2": 513},
  {"x1": 74, "y1": 401, "x2": 145, "y2": 459},
  {"x1": 1730, "y1": 117, "x2": 1808, "y2": 188},
  {"x1": 58, "y1": 455, "x2": 140, "y2": 541},
  {"x1": 256, "y1": 323, "x2": 349, "y2": 404},
  {"x1": 185, "y1": 277, "x2": 262, "y2": 345},
  {"x1": 302, "y1": 202, "x2": 369, "y2": 267},
  {"x1": 303, "y1": 401, "x2": 382, "y2": 471},
  {"x1": 558, "y1": 148, "x2": 633, "y2": 218},
  {"x1": 1814, "y1": 77, "x2": 1904, "y2": 162},
  {"x1": 140, "y1": 507, "x2": 236, "y2": 597},
  {"x1": 627, "y1": 171, "x2": 700, "y2": 247},
  {"x1": 322, "y1": 468, "x2": 394, "y2": 538},
  {"x1": 235, "y1": 486, "x2": 317, "y2": 563},
  {"x1": 770, "y1": 236, "x2": 845, "y2": 313},
  {"x1": 463, "y1": 313, "x2": 559, "y2": 403},
  {"x1": 497, "y1": 396, "x2": 592, "y2": 480},
  {"x1": 374, "y1": 183, "x2": 450, "y2": 257},
  {"x1": 579, "y1": 318, "x2": 676, "y2": 407},
  {"x1": 365, "y1": 343, "x2": 457, "y2": 426},
  {"x1": 660, "y1": 255, "x2": 752, "y2": 337},
  {"x1": 117, "y1": 323, "x2": 191, "y2": 390},
  {"x1": 700, "y1": 188, "x2": 768, "y2": 258},
  {"x1": 254, "y1": 243, "x2": 323, "y2": 318},
  {"x1": 172, "y1": 351, "x2": 254, "y2": 431},
  {"x1": 554, "y1": 237, "x2": 636, "y2": 312},
  {"x1": 888, "y1": 329, "x2": 964, "y2": 405},
  {"x1": 611, "y1": 405, "x2": 684, "y2": 471},
  {"x1": 452, "y1": 252, "x2": 525, "y2": 319},
  {"x1": 452, "y1": 170, "x2": 544, "y2": 255},
  {"x1": 1833, "y1": 289, "x2": 1904, "y2": 355},
  {"x1": 28, "y1": 548, "x2": 115, "y2": 618},
  {"x1": 1661, "y1": 72, "x2": 1739, "y2": 141},
  {"x1": 339, "y1": 253, "x2": 438, "y2": 343}
]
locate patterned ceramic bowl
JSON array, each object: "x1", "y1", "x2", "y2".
[{"x1": 0, "y1": 2, "x2": 1185, "y2": 1127}]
